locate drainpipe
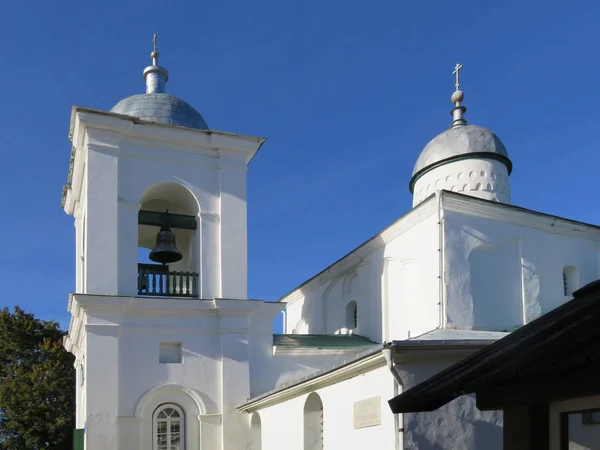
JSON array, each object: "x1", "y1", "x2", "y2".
[
  {"x1": 383, "y1": 347, "x2": 403, "y2": 450},
  {"x1": 281, "y1": 308, "x2": 287, "y2": 334},
  {"x1": 437, "y1": 192, "x2": 445, "y2": 329},
  {"x1": 382, "y1": 258, "x2": 392, "y2": 342}
]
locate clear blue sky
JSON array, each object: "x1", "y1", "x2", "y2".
[{"x1": 1, "y1": 0, "x2": 599, "y2": 331}]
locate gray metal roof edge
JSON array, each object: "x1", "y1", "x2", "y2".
[
  {"x1": 392, "y1": 339, "x2": 502, "y2": 349},
  {"x1": 272, "y1": 334, "x2": 378, "y2": 349},
  {"x1": 238, "y1": 344, "x2": 386, "y2": 409}
]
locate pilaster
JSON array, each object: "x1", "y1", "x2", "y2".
[
  {"x1": 201, "y1": 212, "x2": 221, "y2": 299},
  {"x1": 85, "y1": 324, "x2": 120, "y2": 450},
  {"x1": 117, "y1": 200, "x2": 140, "y2": 296},
  {"x1": 85, "y1": 143, "x2": 120, "y2": 295}
]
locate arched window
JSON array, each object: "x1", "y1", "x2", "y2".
[
  {"x1": 563, "y1": 266, "x2": 579, "y2": 296},
  {"x1": 153, "y1": 404, "x2": 184, "y2": 450},
  {"x1": 251, "y1": 412, "x2": 262, "y2": 450},
  {"x1": 345, "y1": 301, "x2": 358, "y2": 332},
  {"x1": 304, "y1": 393, "x2": 324, "y2": 450}
]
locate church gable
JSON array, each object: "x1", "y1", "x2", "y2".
[
  {"x1": 440, "y1": 191, "x2": 600, "y2": 331},
  {"x1": 281, "y1": 195, "x2": 441, "y2": 343}
]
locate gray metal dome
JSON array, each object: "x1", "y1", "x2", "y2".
[
  {"x1": 111, "y1": 93, "x2": 209, "y2": 130},
  {"x1": 409, "y1": 124, "x2": 512, "y2": 192}
]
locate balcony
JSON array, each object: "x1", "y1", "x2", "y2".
[{"x1": 137, "y1": 263, "x2": 199, "y2": 298}]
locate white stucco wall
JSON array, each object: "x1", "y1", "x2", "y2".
[
  {"x1": 442, "y1": 207, "x2": 600, "y2": 330},
  {"x1": 257, "y1": 365, "x2": 398, "y2": 450},
  {"x1": 64, "y1": 294, "x2": 284, "y2": 450}
]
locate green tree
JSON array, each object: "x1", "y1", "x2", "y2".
[{"x1": 0, "y1": 306, "x2": 74, "y2": 449}]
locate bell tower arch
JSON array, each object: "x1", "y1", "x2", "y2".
[
  {"x1": 137, "y1": 183, "x2": 201, "y2": 297},
  {"x1": 63, "y1": 113, "x2": 263, "y2": 300}
]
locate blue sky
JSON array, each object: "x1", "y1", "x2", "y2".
[{"x1": 1, "y1": 0, "x2": 599, "y2": 331}]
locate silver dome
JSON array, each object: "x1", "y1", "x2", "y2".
[
  {"x1": 110, "y1": 93, "x2": 209, "y2": 130},
  {"x1": 410, "y1": 124, "x2": 512, "y2": 192}
]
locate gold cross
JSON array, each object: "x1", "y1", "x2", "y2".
[{"x1": 452, "y1": 63, "x2": 463, "y2": 91}]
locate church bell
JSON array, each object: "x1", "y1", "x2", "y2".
[{"x1": 149, "y1": 217, "x2": 183, "y2": 265}]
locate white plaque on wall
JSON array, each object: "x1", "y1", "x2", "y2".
[{"x1": 353, "y1": 396, "x2": 382, "y2": 429}]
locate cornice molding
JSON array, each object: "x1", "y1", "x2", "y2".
[
  {"x1": 63, "y1": 105, "x2": 265, "y2": 211},
  {"x1": 65, "y1": 294, "x2": 278, "y2": 353},
  {"x1": 440, "y1": 191, "x2": 600, "y2": 241}
]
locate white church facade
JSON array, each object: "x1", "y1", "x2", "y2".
[{"x1": 61, "y1": 42, "x2": 600, "y2": 450}]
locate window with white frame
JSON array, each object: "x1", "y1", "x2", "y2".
[{"x1": 153, "y1": 404, "x2": 184, "y2": 450}]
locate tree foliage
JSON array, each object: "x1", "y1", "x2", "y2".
[{"x1": 0, "y1": 306, "x2": 74, "y2": 449}]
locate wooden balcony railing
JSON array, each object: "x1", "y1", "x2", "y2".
[{"x1": 137, "y1": 263, "x2": 198, "y2": 298}]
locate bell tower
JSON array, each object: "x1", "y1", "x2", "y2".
[
  {"x1": 61, "y1": 37, "x2": 283, "y2": 450},
  {"x1": 62, "y1": 37, "x2": 264, "y2": 300}
]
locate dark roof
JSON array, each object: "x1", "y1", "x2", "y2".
[
  {"x1": 273, "y1": 334, "x2": 377, "y2": 350},
  {"x1": 388, "y1": 279, "x2": 600, "y2": 413}
]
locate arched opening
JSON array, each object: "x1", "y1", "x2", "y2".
[
  {"x1": 138, "y1": 183, "x2": 200, "y2": 298},
  {"x1": 251, "y1": 413, "x2": 262, "y2": 450},
  {"x1": 345, "y1": 301, "x2": 358, "y2": 333},
  {"x1": 563, "y1": 266, "x2": 579, "y2": 297},
  {"x1": 304, "y1": 393, "x2": 324, "y2": 450},
  {"x1": 153, "y1": 404, "x2": 185, "y2": 450}
]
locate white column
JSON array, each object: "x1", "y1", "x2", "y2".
[
  {"x1": 74, "y1": 209, "x2": 82, "y2": 293},
  {"x1": 85, "y1": 146, "x2": 119, "y2": 295},
  {"x1": 219, "y1": 162, "x2": 248, "y2": 299},
  {"x1": 117, "y1": 201, "x2": 139, "y2": 296},
  {"x1": 192, "y1": 214, "x2": 202, "y2": 297},
  {"x1": 201, "y1": 213, "x2": 221, "y2": 299},
  {"x1": 218, "y1": 312, "x2": 251, "y2": 450}
]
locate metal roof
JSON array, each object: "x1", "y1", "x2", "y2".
[
  {"x1": 110, "y1": 93, "x2": 209, "y2": 130},
  {"x1": 273, "y1": 334, "x2": 377, "y2": 349},
  {"x1": 405, "y1": 329, "x2": 510, "y2": 342},
  {"x1": 410, "y1": 124, "x2": 512, "y2": 192}
]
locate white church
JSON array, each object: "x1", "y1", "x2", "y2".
[{"x1": 61, "y1": 40, "x2": 600, "y2": 450}]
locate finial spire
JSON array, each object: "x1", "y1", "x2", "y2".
[
  {"x1": 450, "y1": 62, "x2": 467, "y2": 127},
  {"x1": 453, "y1": 63, "x2": 462, "y2": 92},
  {"x1": 143, "y1": 33, "x2": 169, "y2": 94},
  {"x1": 151, "y1": 33, "x2": 159, "y2": 65}
]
